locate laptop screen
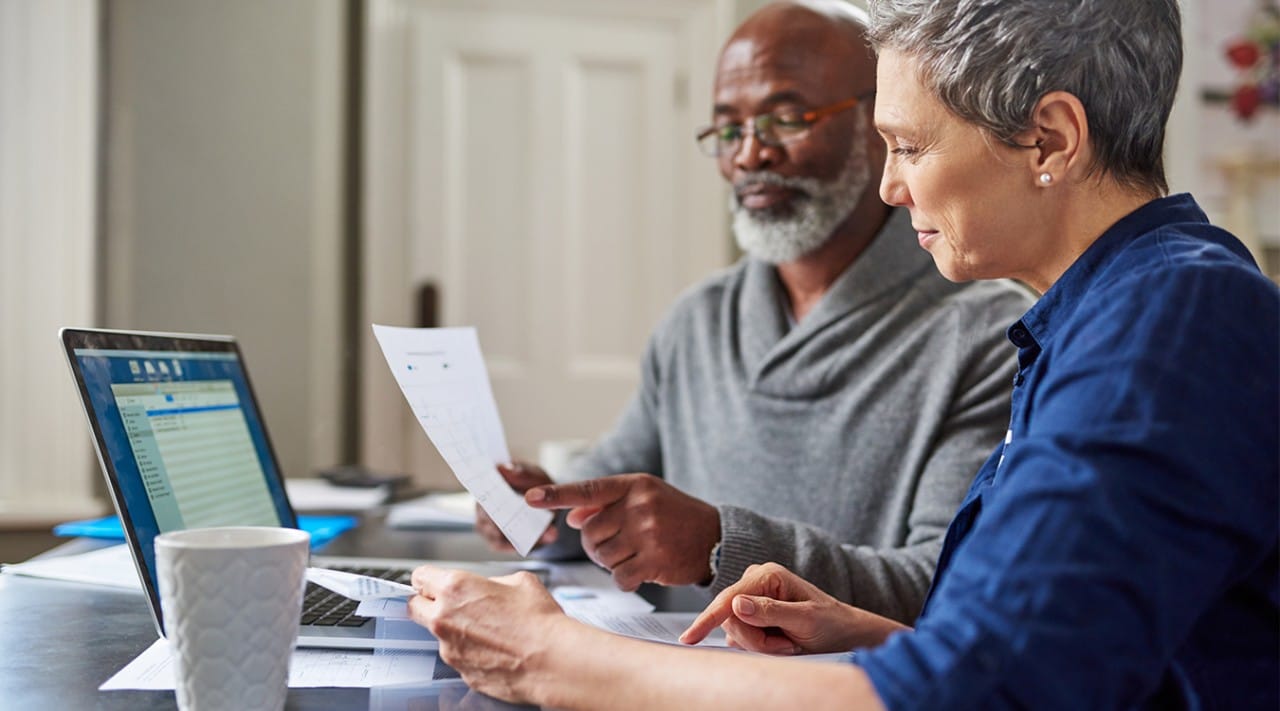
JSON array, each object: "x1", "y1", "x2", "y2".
[{"x1": 61, "y1": 329, "x2": 297, "y2": 608}]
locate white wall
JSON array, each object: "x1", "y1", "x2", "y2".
[
  {"x1": 1170, "y1": 0, "x2": 1280, "y2": 276},
  {"x1": 0, "y1": 0, "x2": 104, "y2": 522},
  {"x1": 103, "y1": 0, "x2": 350, "y2": 480}
]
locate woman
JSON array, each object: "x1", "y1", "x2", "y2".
[{"x1": 408, "y1": 0, "x2": 1279, "y2": 708}]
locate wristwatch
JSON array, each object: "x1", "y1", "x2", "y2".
[{"x1": 707, "y1": 540, "x2": 723, "y2": 582}]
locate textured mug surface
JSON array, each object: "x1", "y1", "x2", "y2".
[{"x1": 155, "y1": 526, "x2": 310, "y2": 711}]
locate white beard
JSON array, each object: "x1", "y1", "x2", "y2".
[{"x1": 730, "y1": 129, "x2": 870, "y2": 265}]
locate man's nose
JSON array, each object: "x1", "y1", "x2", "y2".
[{"x1": 732, "y1": 130, "x2": 779, "y2": 172}]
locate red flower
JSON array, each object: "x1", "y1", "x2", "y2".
[
  {"x1": 1231, "y1": 83, "x2": 1262, "y2": 120},
  {"x1": 1226, "y1": 38, "x2": 1262, "y2": 69}
]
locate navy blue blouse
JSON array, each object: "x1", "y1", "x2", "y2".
[{"x1": 858, "y1": 194, "x2": 1279, "y2": 710}]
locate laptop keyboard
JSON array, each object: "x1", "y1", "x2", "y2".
[{"x1": 300, "y1": 566, "x2": 413, "y2": 627}]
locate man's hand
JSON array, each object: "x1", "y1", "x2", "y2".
[
  {"x1": 679, "y1": 562, "x2": 909, "y2": 654},
  {"x1": 524, "y1": 473, "x2": 721, "y2": 591},
  {"x1": 476, "y1": 462, "x2": 558, "y2": 553}
]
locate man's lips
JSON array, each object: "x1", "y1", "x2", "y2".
[
  {"x1": 736, "y1": 184, "x2": 804, "y2": 211},
  {"x1": 915, "y1": 227, "x2": 939, "y2": 247}
]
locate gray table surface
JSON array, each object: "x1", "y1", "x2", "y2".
[{"x1": 0, "y1": 512, "x2": 709, "y2": 710}]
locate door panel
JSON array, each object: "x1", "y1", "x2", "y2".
[{"x1": 363, "y1": 0, "x2": 731, "y2": 487}]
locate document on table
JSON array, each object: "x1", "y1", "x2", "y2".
[
  {"x1": 353, "y1": 601, "x2": 705, "y2": 648},
  {"x1": 1, "y1": 544, "x2": 142, "y2": 591},
  {"x1": 284, "y1": 478, "x2": 390, "y2": 512},
  {"x1": 101, "y1": 638, "x2": 449, "y2": 690},
  {"x1": 565, "y1": 611, "x2": 731, "y2": 648},
  {"x1": 372, "y1": 325, "x2": 552, "y2": 556},
  {"x1": 385, "y1": 491, "x2": 476, "y2": 529},
  {"x1": 354, "y1": 561, "x2": 654, "y2": 620},
  {"x1": 355, "y1": 584, "x2": 654, "y2": 621}
]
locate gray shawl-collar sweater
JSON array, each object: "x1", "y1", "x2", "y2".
[{"x1": 569, "y1": 208, "x2": 1033, "y2": 623}]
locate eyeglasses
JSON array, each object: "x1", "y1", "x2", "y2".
[{"x1": 695, "y1": 91, "x2": 875, "y2": 158}]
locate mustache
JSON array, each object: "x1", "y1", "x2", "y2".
[{"x1": 732, "y1": 171, "x2": 816, "y2": 200}]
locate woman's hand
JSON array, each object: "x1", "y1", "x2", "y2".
[
  {"x1": 680, "y1": 562, "x2": 909, "y2": 654},
  {"x1": 408, "y1": 566, "x2": 568, "y2": 704}
]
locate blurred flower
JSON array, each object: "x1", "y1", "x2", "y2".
[
  {"x1": 1224, "y1": 1, "x2": 1280, "y2": 122},
  {"x1": 1232, "y1": 83, "x2": 1262, "y2": 119},
  {"x1": 1227, "y1": 38, "x2": 1262, "y2": 69}
]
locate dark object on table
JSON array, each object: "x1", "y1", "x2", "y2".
[{"x1": 318, "y1": 465, "x2": 412, "y2": 490}]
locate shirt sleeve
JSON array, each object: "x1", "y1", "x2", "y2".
[
  {"x1": 857, "y1": 268, "x2": 1280, "y2": 709},
  {"x1": 712, "y1": 293, "x2": 1021, "y2": 623}
]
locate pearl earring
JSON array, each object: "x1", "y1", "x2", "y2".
[{"x1": 1039, "y1": 173, "x2": 1053, "y2": 185}]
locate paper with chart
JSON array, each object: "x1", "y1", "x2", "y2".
[{"x1": 372, "y1": 325, "x2": 553, "y2": 556}]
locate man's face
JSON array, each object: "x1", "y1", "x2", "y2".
[{"x1": 712, "y1": 33, "x2": 873, "y2": 264}]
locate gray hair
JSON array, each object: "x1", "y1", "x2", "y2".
[{"x1": 866, "y1": 0, "x2": 1181, "y2": 195}]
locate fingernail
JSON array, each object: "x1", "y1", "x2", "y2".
[
  {"x1": 736, "y1": 596, "x2": 755, "y2": 616},
  {"x1": 526, "y1": 488, "x2": 546, "y2": 503}
]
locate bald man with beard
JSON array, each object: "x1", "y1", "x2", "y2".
[{"x1": 476, "y1": 0, "x2": 1032, "y2": 624}]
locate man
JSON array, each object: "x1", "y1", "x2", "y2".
[{"x1": 477, "y1": 0, "x2": 1031, "y2": 624}]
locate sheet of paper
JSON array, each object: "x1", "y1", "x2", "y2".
[
  {"x1": 285, "y1": 478, "x2": 390, "y2": 512},
  {"x1": 307, "y1": 567, "x2": 415, "y2": 601},
  {"x1": 372, "y1": 325, "x2": 552, "y2": 555},
  {"x1": 542, "y1": 562, "x2": 612, "y2": 586},
  {"x1": 356, "y1": 589, "x2": 657, "y2": 622},
  {"x1": 100, "y1": 638, "x2": 444, "y2": 690},
  {"x1": 1, "y1": 544, "x2": 142, "y2": 591},
  {"x1": 385, "y1": 491, "x2": 476, "y2": 529},
  {"x1": 357, "y1": 597, "x2": 411, "y2": 619},
  {"x1": 566, "y1": 611, "x2": 730, "y2": 648},
  {"x1": 353, "y1": 561, "x2": 653, "y2": 620},
  {"x1": 552, "y1": 586, "x2": 655, "y2": 616}
]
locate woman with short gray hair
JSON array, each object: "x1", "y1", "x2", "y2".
[
  {"x1": 398, "y1": 1, "x2": 1278, "y2": 708},
  {"x1": 867, "y1": 0, "x2": 1182, "y2": 197}
]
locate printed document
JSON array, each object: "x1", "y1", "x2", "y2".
[
  {"x1": 1, "y1": 544, "x2": 141, "y2": 591},
  {"x1": 101, "y1": 639, "x2": 445, "y2": 690},
  {"x1": 385, "y1": 491, "x2": 476, "y2": 529},
  {"x1": 307, "y1": 567, "x2": 415, "y2": 601},
  {"x1": 355, "y1": 561, "x2": 654, "y2": 620},
  {"x1": 564, "y1": 611, "x2": 731, "y2": 648},
  {"x1": 372, "y1": 325, "x2": 553, "y2": 555}
]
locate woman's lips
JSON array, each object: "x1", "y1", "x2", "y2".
[{"x1": 916, "y1": 229, "x2": 939, "y2": 248}]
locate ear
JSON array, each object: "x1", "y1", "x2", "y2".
[{"x1": 1013, "y1": 91, "x2": 1089, "y2": 187}]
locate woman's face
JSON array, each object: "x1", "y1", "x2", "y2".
[{"x1": 874, "y1": 49, "x2": 1047, "y2": 285}]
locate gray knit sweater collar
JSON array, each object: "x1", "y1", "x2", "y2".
[{"x1": 738, "y1": 208, "x2": 935, "y2": 393}]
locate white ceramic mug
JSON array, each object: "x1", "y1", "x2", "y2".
[{"x1": 155, "y1": 526, "x2": 310, "y2": 711}]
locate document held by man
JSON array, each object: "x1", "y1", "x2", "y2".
[{"x1": 372, "y1": 325, "x2": 553, "y2": 555}]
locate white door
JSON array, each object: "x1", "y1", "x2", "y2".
[{"x1": 362, "y1": 0, "x2": 733, "y2": 487}]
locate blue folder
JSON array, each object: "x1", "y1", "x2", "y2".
[{"x1": 52, "y1": 514, "x2": 358, "y2": 549}]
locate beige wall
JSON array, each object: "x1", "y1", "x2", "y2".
[
  {"x1": 103, "y1": 0, "x2": 351, "y2": 480},
  {"x1": 0, "y1": 0, "x2": 102, "y2": 522}
]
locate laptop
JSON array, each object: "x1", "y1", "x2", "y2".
[{"x1": 60, "y1": 327, "x2": 535, "y2": 650}]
